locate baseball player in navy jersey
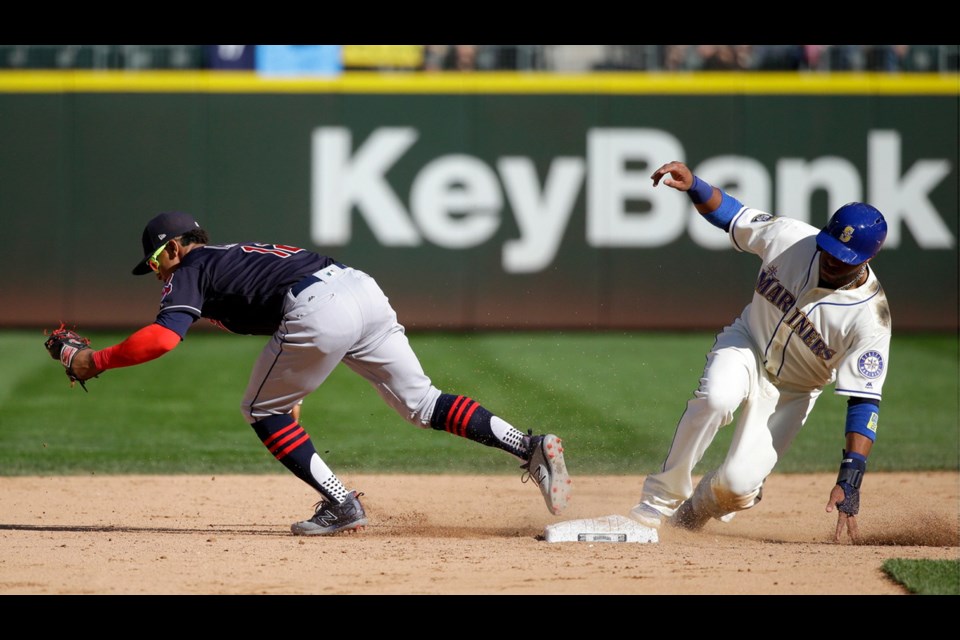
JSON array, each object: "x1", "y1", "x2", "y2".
[
  {"x1": 64, "y1": 211, "x2": 571, "y2": 535},
  {"x1": 629, "y1": 161, "x2": 890, "y2": 542}
]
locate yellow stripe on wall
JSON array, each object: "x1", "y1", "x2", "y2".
[{"x1": 0, "y1": 71, "x2": 957, "y2": 95}]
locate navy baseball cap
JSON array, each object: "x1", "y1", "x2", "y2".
[{"x1": 132, "y1": 211, "x2": 201, "y2": 275}]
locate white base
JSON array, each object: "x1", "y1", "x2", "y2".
[{"x1": 544, "y1": 514, "x2": 659, "y2": 543}]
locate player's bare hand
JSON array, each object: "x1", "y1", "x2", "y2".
[
  {"x1": 67, "y1": 348, "x2": 102, "y2": 382},
  {"x1": 650, "y1": 161, "x2": 694, "y2": 190},
  {"x1": 825, "y1": 484, "x2": 861, "y2": 543}
]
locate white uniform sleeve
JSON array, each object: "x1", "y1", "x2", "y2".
[
  {"x1": 834, "y1": 332, "x2": 890, "y2": 400},
  {"x1": 729, "y1": 209, "x2": 819, "y2": 262}
]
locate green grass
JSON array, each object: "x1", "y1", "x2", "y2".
[
  {"x1": 882, "y1": 559, "x2": 960, "y2": 595},
  {"x1": 2, "y1": 330, "x2": 957, "y2": 476}
]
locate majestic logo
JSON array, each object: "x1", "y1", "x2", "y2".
[
  {"x1": 751, "y1": 213, "x2": 775, "y2": 223},
  {"x1": 840, "y1": 225, "x2": 855, "y2": 243},
  {"x1": 857, "y1": 350, "x2": 884, "y2": 378}
]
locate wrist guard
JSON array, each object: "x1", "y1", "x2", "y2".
[{"x1": 835, "y1": 450, "x2": 866, "y2": 516}]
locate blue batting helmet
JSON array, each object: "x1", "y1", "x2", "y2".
[{"x1": 816, "y1": 203, "x2": 887, "y2": 265}]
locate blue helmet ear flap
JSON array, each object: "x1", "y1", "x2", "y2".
[{"x1": 816, "y1": 202, "x2": 887, "y2": 265}]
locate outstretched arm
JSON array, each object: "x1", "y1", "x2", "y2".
[
  {"x1": 650, "y1": 161, "x2": 723, "y2": 214},
  {"x1": 68, "y1": 323, "x2": 182, "y2": 380}
]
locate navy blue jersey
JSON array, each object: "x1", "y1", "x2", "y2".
[{"x1": 156, "y1": 243, "x2": 335, "y2": 336}]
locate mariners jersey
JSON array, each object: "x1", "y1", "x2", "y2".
[
  {"x1": 155, "y1": 243, "x2": 335, "y2": 336},
  {"x1": 727, "y1": 207, "x2": 891, "y2": 400}
]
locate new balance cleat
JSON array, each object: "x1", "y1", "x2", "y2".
[
  {"x1": 291, "y1": 490, "x2": 368, "y2": 536},
  {"x1": 522, "y1": 434, "x2": 571, "y2": 515}
]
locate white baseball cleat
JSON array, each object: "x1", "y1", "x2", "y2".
[
  {"x1": 628, "y1": 503, "x2": 664, "y2": 530},
  {"x1": 523, "y1": 433, "x2": 571, "y2": 515}
]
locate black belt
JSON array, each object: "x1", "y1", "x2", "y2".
[{"x1": 290, "y1": 263, "x2": 347, "y2": 298}]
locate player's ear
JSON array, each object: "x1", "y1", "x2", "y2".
[{"x1": 167, "y1": 238, "x2": 183, "y2": 258}]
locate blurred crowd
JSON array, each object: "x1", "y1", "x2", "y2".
[{"x1": 1, "y1": 45, "x2": 957, "y2": 73}]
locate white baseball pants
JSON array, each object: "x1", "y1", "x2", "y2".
[{"x1": 639, "y1": 316, "x2": 821, "y2": 520}]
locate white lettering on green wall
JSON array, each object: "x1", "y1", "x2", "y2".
[{"x1": 311, "y1": 127, "x2": 954, "y2": 273}]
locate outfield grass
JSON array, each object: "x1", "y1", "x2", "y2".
[{"x1": 2, "y1": 330, "x2": 957, "y2": 476}]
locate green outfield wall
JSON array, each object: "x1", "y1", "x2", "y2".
[{"x1": 1, "y1": 72, "x2": 956, "y2": 331}]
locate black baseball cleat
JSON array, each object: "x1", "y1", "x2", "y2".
[
  {"x1": 521, "y1": 433, "x2": 571, "y2": 515},
  {"x1": 291, "y1": 490, "x2": 368, "y2": 536}
]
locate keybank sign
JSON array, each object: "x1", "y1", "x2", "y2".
[{"x1": 311, "y1": 127, "x2": 954, "y2": 274}]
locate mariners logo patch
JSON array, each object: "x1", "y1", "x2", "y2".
[
  {"x1": 857, "y1": 350, "x2": 884, "y2": 378},
  {"x1": 840, "y1": 225, "x2": 855, "y2": 243},
  {"x1": 751, "y1": 213, "x2": 775, "y2": 223}
]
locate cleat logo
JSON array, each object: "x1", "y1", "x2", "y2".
[
  {"x1": 315, "y1": 510, "x2": 338, "y2": 526},
  {"x1": 532, "y1": 465, "x2": 548, "y2": 487}
]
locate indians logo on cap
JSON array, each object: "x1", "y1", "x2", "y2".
[
  {"x1": 840, "y1": 225, "x2": 855, "y2": 243},
  {"x1": 857, "y1": 350, "x2": 884, "y2": 378}
]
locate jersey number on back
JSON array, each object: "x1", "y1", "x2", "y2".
[{"x1": 241, "y1": 244, "x2": 303, "y2": 258}]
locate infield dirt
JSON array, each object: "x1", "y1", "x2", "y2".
[{"x1": 1, "y1": 472, "x2": 956, "y2": 595}]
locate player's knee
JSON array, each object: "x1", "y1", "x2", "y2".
[
  {"x1": 713, "y1": 466, "x2": 767, "y2": 511},
  {"x1": 693, "y1": 384, "x2": 742, "y2": 417}
]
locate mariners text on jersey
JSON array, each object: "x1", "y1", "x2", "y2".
[{"x1": 754, "y1": 266, "x2": 836, "y2": 361}]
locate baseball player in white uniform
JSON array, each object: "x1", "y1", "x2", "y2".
[{"x1": 629, "y1": 161, "x2": 890, "y2": 542}]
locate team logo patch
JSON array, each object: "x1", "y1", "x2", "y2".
[
  {"x1": 867, "y1": 412, "x2": 879, "y2": 433},
  {"x1": 751, "y1": 213, "x2": 774, "y2": 223},
  {"x1": 857, "y1": 350, "x2": 884, "y2": 378},
  {"x1": 840, "y1": 225, "x2": 855, "y2": 243}
]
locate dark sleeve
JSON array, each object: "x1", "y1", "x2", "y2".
[{"x1": 156, "y1": 310, "x2": 198, "y2": 339}]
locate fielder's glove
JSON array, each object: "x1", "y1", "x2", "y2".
[{"x1": 44, "y1": 323, "x2": 94, "y2": 391}]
